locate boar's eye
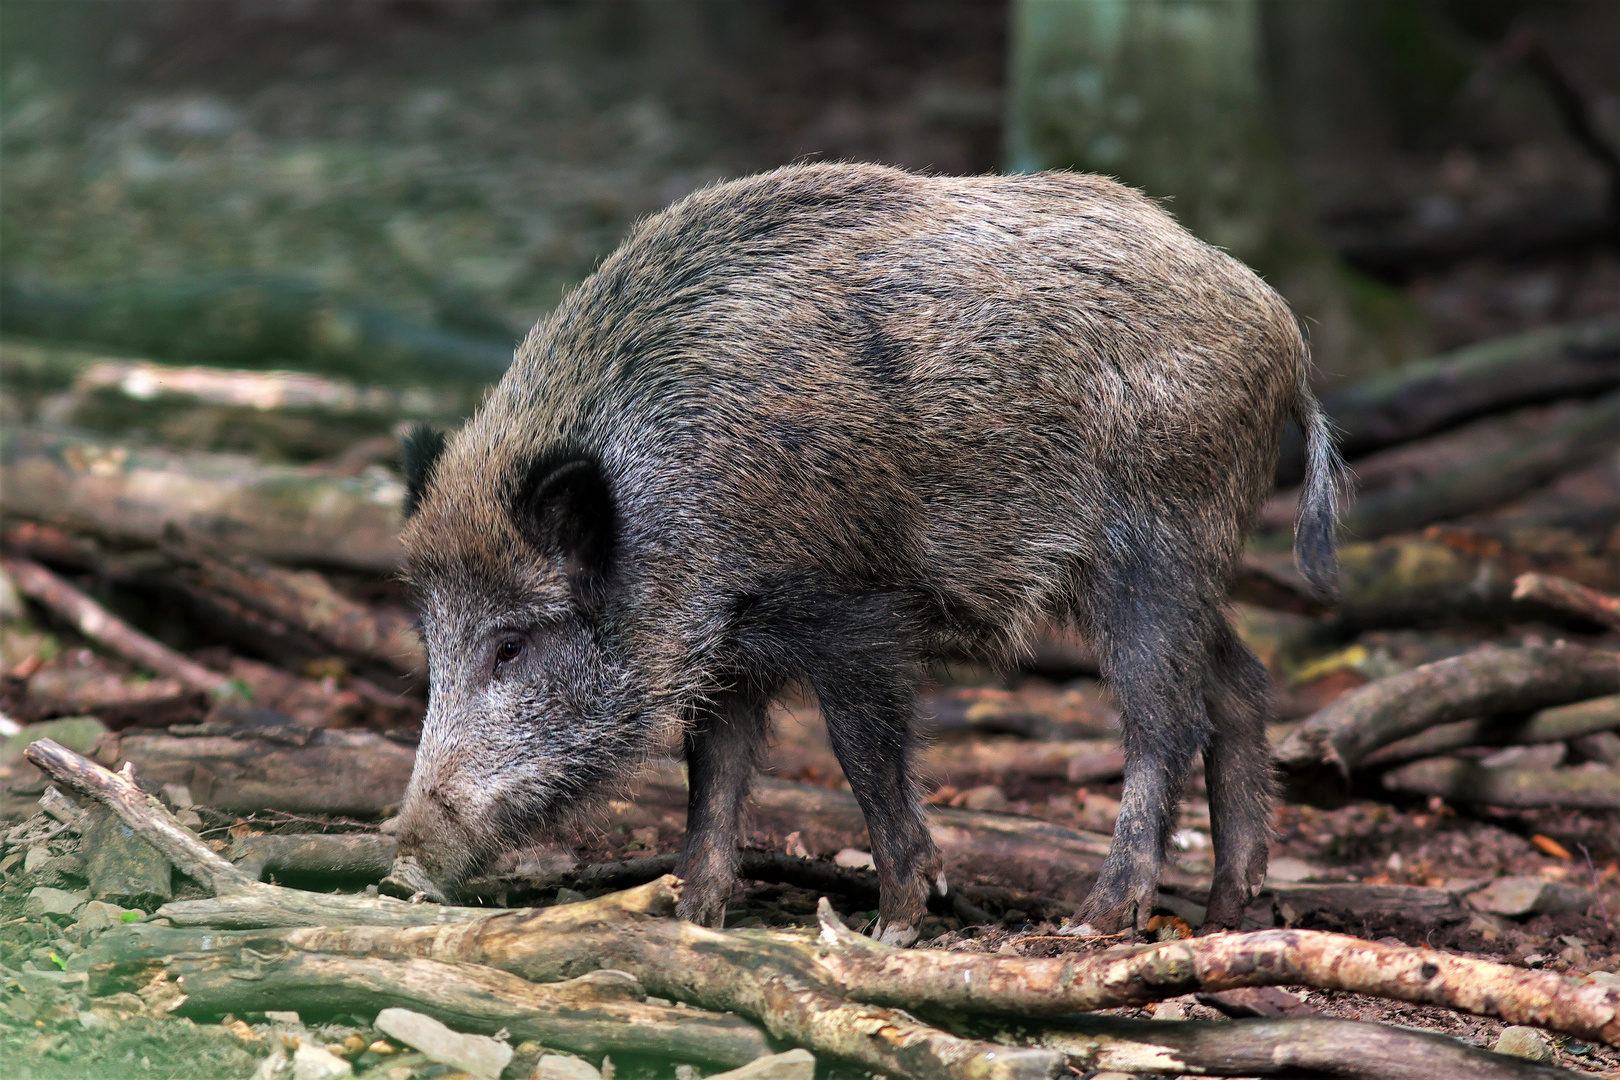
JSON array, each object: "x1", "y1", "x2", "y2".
[{"x1": 494, "y1": 638, "x2": 525, "y2": 667}]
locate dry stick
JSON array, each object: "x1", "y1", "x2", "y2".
[
  {"x1": 997, "y1": 1014, "x2": 1574, "y2": 1080},
  {"x1": 2, "y1": 556, "x2": 229, "y2": 696},
  {"x1": 1273, "y1": 644, "x2": 1620, "y2": 790},
  {"x1": 1361, "y1": 693, "x2": 1620, "y2": 769},
  {"x1": 1514, "y1": 572, "x2": 1620, "y2": 629},
  {"x1": 1382, "y1": 757, "x2": 1620, "y2": 810}
]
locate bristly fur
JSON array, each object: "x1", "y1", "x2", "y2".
[
  {"x1": 400, "y1": 424, "x2": 447, "y2": 519},
  {"x1": 392, "y1": 162, "x2": 1342, "y2": 941}
]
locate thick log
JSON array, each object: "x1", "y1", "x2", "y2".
[
  {"x1": 919, "y1": 738, "x2": 1122, "y2": 785},
  {"x1": 230, "y1": 833, "x2": 399, "y2": 883},
  {"x1": 1340, "y1": 388, "x2": 1620, "y2": 539},
  {"x1": 1273, "y1": 645, "x2": 1620, "y2": 792},
  {"x1": 1513, "y1": 572, "x2": 1620, "y2": 629},
  {"x1": 995, "y1": 1013, "x2": 1574, "y2": 1080},
  {"x1": 163, "y1": 540, "x2": 425, "y2": 675},
  {"x1": 0, "y1": 274, "x2": 513, "y2": 382},
  {"x1": 1276, "y1": 315, "x2": 1620, "y2": 484},
  {"x1": 1360, "y1": 694, "x2": 1620, "y2": 769},
  {"x1": 1383, "y1": 758, "x2": 1620, "y2": 811},
  {"x1": 113, "y1": 730, "x2": 417, "y2": 818},
  {"x1": 90, "y1": 945, "x2": 775, "y2": 1067},
  {"x1": 918, "y1": 683, "x2": 1119, "y2": 740},
  {"x1": 1, "y1": 556, "x2": 229, "y2": 695},
  {"x1": 1, "y1": 427, "x2": 404, "y2": 572}
]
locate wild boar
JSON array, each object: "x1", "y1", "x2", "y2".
[{"x1": 391, "y1": 161, "x2": 1339, "y2": 943}]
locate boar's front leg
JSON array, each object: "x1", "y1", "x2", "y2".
[
  {"x1": 811, "y1": 654, "x2": 940, "y2": 948},
  {"x1": 676, "y1": 692, "x2": 768, "y2": 927}
]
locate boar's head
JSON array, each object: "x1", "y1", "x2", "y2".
[{"x1": 392, "y1": 427, "x2": 651, "y2": 895}]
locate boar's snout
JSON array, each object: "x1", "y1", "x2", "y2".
[{"x1": 392, "y1": 776, "x2": 486, "y2": 898}]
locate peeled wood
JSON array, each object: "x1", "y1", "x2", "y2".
[
  {"x1": 995, "y1": 1013, "x2": 1574, "y2": 1080},
  {"x1": 1273, "y1": 645, "x2": 1620, "y2": 791},
  {"x1": 1361, "y1": 694, "x2": 1620, "y2": 769},
  {"x1": 1340, "y1": 388, "x2": 1620, "y2": 539},
  {"x1": 0, "y1": 427, "x2": 404, "y2": 572},
  {"x1": 1514, "y1": 572, "x2": 1620, "y2": 629},
  {"x1": 1276, "y1": 315, "x2": 1620, "y2": 484},
  {"x1": 1, "y1": 556, "x2": 229, "y2": 696},
  {"x1": 1382, "y1": 757, "x2": 1620, "y2": 810},
  {"x1": 92, "y1": 946, "x2": 775, "y2": 1067},
  {"x1": 230, "y1": 833, "x2": 399, "y2": 883}
]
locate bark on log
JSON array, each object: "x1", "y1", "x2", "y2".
[
  {"x1": 1, "y1": 556, "x2": 230, "y2": 695},
  {"x1": 1, "y1": 427, "x2": 405, "y2": 572},
  {"x1": 919, "y1": 684, "x2": 1119, "y2": 740},
  {"x1": 1273, "y1": 645, "x2": 1620, "y2": 794},
  {"x1": 1382, "y1": 757, "x2": 1620, "y2": 810},
  {"x1": 90, "y1": 945, "x2": 776, "y2": 1067},
  {"x1": 990, "y1": 1012, "x2": 1575, "y2": 1080},
  {"x1": 1276, "y1": 315, "x2": 1620, "y2": 484},
  {"x1": 1360, "y1": 694, "x2": 1620, "y2": 769},
  {"x1": 1514, "y1": 572, "x2": 1620, "y2": 629},
  {"x1": 1340, "y1": 388, "x2": 1620, "y2": 539}
]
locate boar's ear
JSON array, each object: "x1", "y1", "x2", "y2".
[
  {"x1": 517, "y1": 454, "x2": 615, "y2": 584},
  {"x1": 401, "y1": 424, "x2": 447, "y2": 519}
]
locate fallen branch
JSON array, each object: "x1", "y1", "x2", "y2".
[
  {"x1": 1360, "y1": 693, "x2": 1620, "y2": 769},
  {"x1": 1275, "y1": 315, "x2": 1620, "y2": 484},
  {"x1": 1, "y1": 556, "x2": 229, "y2": 696},
  {"x1": 1382, "y1": 757, "x2": 1620, "y2": 810},
  {"x1": 1340, "y1": 388, "x2": 1620, "y2": 539},
  {"x1": 1514, "y1": 572, "x2": 1620, "y2": 629},
  {"x1": 921, "y1": 738, "x2": 1123, "y2": 785},
  {"x1": 987, "y1": 1013, "x2": 1574, "y2": 1080},
  {"x1": 1274, "y1": 644, "x2": 1620, "y2": 793},
  {"x1": 230, "y1": 833, "x2": 399, "y2": 883}
]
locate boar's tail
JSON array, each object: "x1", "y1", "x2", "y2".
[{"x1": 1291, "y1": 365, "x2": 1343, "y2": 602}]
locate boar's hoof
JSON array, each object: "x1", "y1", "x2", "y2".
[
  {"x1": 872, "y1": 918, "x2": 920, "y2": 948},
  {"x1": 675, "y1": 882, "x2": 734, "y2": 929},
  {"x1": 379, "y1": 854, "x2": 451, "y2": 904}
]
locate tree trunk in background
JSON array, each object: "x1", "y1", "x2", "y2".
[{"x1": 1005, "y1": 0, "x2": 1426, "y2": 384}]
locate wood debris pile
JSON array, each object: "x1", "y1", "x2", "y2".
[{"x1": 1, "y1": 317, "x2": 1619, "y2": 1078}]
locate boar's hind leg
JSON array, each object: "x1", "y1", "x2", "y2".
[
  {"x1": 676, "y1": 692, "x2": 769, "y2": 928},
  {"x1": 811, "y1": 641, "x2": 940, "y2": 948},
  {"x1": 1075, "y1": 568, "x2": 1218, "y2": 933},
  {"x1": 1200, "y1": 621, "x2": 1275, "y2": 931}
]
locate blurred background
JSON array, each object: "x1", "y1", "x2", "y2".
[{"x1": 3, "y1": 0, "x2": 1618, "y2": 407}]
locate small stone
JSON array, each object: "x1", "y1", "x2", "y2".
[
  {"x1": 25, "y1": 885, "x2": 88, "y2": 919},
  {"x1": 161, "y1": 783, "x2": 195, "y2": 809},
  {"x1": 534, "y1": 1054, "x2": 602, "y2": 1080},
  {"x1": 1493, "y1": 1026, "x2": 1554, "y2": 1062},
  {"x1": 292, "y1": 1042, "x2": 353, "y2": 1080},
  {"x1": 701, "y1": 1050, "x2": 817, "y2": 1080},
  {"x1": 1588, "y1": 971, "x2": 1620, "y2": 990},
  {"x1": 0, "y1": 716, "x2": 109, "y2": 768},
  {"x1": 1469, "y1": 876, "x2": 1590, "y2": 917},
  {"x1": 1466, "y1": 912, "x2": 1514, "y2": 941},
  {"x1": 675, "y1": 1066, "x2": 702, "y2": 1080},
  {"x1": 265, "y1": 1010, "x2": 302, "y2": 1026},
  {"x1": 77, "y1": 1010, "x2": 109, "y2": 1031},
  {"x1": 1265, "y1": 857, "x2": 1318, "y2": 884},
  {"x1": 554, "y1": 887, "x2": 587, "y2": 904},
  {"x1": 957, "y1": 785, "x2": 1008, "y2": 812},
  {"x1": 833, "y1": 848, "x2": 874, "y2": 869},
  {"x1": 75, "y1": 900, "x2": 141, "y2": 933},
  {"x1": 24, "y1": 846, "x2": 54, "y2": 875},
  {"x1": 375, "y1": 1007, "x2": 513, "y2": 1080}
]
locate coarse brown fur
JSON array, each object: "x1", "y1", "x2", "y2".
[{"x1": 395, "y1": 162, "x2": 1340, "y2": 942}]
